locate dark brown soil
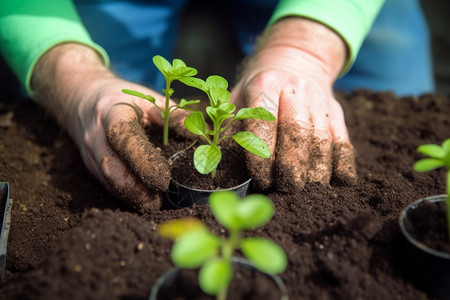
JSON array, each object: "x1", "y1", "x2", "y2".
[{"x1": 0, "y1": 90, "x2": 449, "y2": 299}]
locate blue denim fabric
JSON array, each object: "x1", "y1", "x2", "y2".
[{"x1": 75, "y1": 0, "x2": 434, "y2": 96}]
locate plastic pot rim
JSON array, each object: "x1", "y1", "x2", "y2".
[
  {"x1": 149, "y1": 257, "x2": 289, "y2": 300},
  {"x1": 398, "y1": 194, "x2": 450, "y2": 260}
]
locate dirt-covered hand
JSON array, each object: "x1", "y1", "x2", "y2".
[
  {"x1": 31, "y1": 43, "x2": 187, "y2": 212},
  {"x1": 230, "y1": 18, "x2": 357, "y2": 192}
]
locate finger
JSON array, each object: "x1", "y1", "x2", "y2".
[
  {"x1": 329, "y1": 100, "x2": 358, "y2": 185},
  {"x1": 305, "y1": 89, "x2": 333, "y2": 184},
  {"x1": 236, "y1": 77, "x2": 280, "y2": 190},
  {"x1": 105, "y1": 104, "x2": 171, "y2": 191},
  {"x1": 81, "y1": 128, "x2": 163, "y2": 213},
  {"x1": 275, "y1": 86, "x2": 313, "y2": 192},
  {"x1": 98, "y1": 148, "x2": 163, "y2": 213}
]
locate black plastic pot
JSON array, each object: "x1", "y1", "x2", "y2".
[
  {"x1": 149, "y1": 257, "x2": 289, "y2": 300},
  {"x1": 398, "y1": 195, "x2": 450, "y2": 300},
  {"x1": 165, "y1": 177, "x2": 251, "y2": 208},
  {"x1": 164, "y1": 152, "x2": 252, "y2": 208},
  {"x1": 0, "y1": 182, "x2": 12, "y2": 283}
]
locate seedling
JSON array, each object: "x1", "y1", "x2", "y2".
[
  {"x1": 413, "y1": 138, "x2": 450, "y2": 240},
  {"x1": 122, "y1": 55, "x2": 200, "y2": 146},
  {"x1": 179, "y1": 75, "x2": 276, "y2": 177},
  {"x1": 158, "y1": 191, "x2": 287, "y2": 300}
]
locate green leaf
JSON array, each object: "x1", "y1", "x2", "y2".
[
  {"x1": 199, "y1": 259, "x2": 232, "y2": 295},
  {"x1": 179, "y1": 77, "x2": 209, "y2": 92},
  {"x1": 241, "y1": 237, "x2": 287, "y2": 274},
  {"x1": 234, "y1": 107, "x2": 276, "y2": 121},
  {"x1": 177, "y1": 67, "x2": 197, "y2": 77},
  {"x1": 179, "y1": 98, "x2": 201, "y2": 108},
  {"x1": 417, "y1": 144, "x2": 446, "y2": 159},
  {"x1": 185, "y1": 112, "x2": 207, "y2": 137},
  {"x1": 206, "y1": 106, "x2": 233, "y2": 127},
  {"x1": 235, "y1": 194, "x2": 274, "y2": 229},
  {"x1": 206, "y1": 75, "x2": 228, "y2": 90},
  {"x1": 218, "y1": 103, "x2": 236, "y2": 114},
  {"x1": 194, "y1": 145, "x2": 222, "y2": 174},
  {"x1": 172, "y1": 229, "x2": 219, "y2": 269},
  {"x1": 233, "y1": 131, "x2": 271, "y2": 158},
  {"x1": 153, "y1": 55, "x2": 172, "y2": 75},
  {"x1": 210, "y1": 88, "x2": 231, "y2": 107},
  {"x1": 442, "y1": 138, "x2": 450, "y2": 152},
  {"x1": 209, "y1": 191, "x2": 239, "y2": 230},
  {"x1": 414, "y1": 158, "x2": 445, "y2": 172},
  {"x1": 172, "y1": 58, "x2": 186, "y2": 69},
  {"x1": 121, "y1": 89, "x2": 156, "y2": 103}
]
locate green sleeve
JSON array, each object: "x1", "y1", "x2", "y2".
[
  {"x1": 267, "y1": 0, "x2": 385, "y2": 75},
  {"x1": 0, "y1": 0, "x2": 109, "y2": 97}
]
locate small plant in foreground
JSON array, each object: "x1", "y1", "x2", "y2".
[
  {"x1": 413, "y1": 138, "x2": 450, "y2": 240},
  {"x1": 179, "y1": 75, "x2": 276, "y2": 177},
  {"x1": 158, "y1": 191, "x2": 287, "y2": 300},
  {"x1": 122, "y1": 55, "x2": 200, "y2": 146}
]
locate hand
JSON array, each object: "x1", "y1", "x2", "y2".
[
  {"x1": 231, "y1": 18, "x2": 357, "y2": 192},
  {"x1": 31, "y1": 43, "x2": 184, "y2": 212}
]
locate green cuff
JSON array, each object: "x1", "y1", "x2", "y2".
[
  {"x1": 267, "y1": 0, "x2": 385, "y2": 75},
  {"x1": 0, "y1": 0, "x2": 109, "y2": 98}
]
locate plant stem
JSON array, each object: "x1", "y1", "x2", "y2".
[
  {"x1": 162, "y1": 79, "x2": 173, "y2": 146},
  {"x1": 216, "y1": 230, "x2": 240, "y2": 300}
]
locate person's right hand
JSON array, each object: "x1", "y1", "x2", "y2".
[
  {"x1": 31, "y1": 43, "x2": 186, "y2": 212},
  {"x1": 231, "y1": 18, "x2": 358, "y2": 192}
]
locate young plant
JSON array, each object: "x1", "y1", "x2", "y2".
[
  {"x1": 413, "y1": 138, "x2": 450, "y2": 240},
  {"x1": 122, "y1": 55, "x2": 200, "y2": 146},
  {"x1": 158, "y1": 191, "x2": 287, "y2": 300},
  {"x1": 179, "y1": 75, "x2": 276, "y2": 177}
]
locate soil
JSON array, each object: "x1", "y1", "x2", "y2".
[{"x1": 0, "y1": 90, "x2": 449, "y2": 299}]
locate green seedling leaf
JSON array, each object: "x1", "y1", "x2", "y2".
[
  {"x1": 185, "y1": 112, "x2": 207, "y2": 137},
  {"x1": 199, "y1": 259, "x2": 233, "y2": 295},
  {"x1": 174, "y1": 65, "x2": 197, "y2": 77},
  {"x1": 179, "y1": 98, "x2": 201, "y2": 108},
  {"x1": 206, "y1": 75, "x2": 228, "y2": 90},
  {"x1": 121, "y1": 89, "x2": 156, "y2": 103},
  {"x1": 234, "y1": 107, "x2": 276, "y2": 121},
  {"x1": 153, "y1": 55, "x2": 173, "y2": 76},
  {"x1": 172, "y1": 228, "x2": 219, "y2": 269},
  {"x1": 206, "y1": 107, "x2": 234, "y2": 126},
  {"x1": 210, "y1": 88, "x2": 231, "y2": 107},
  {"x1": 442, "y1": 138, "x2": 450, "y2": 152},
  {"x1": 241, "y1": 237, "x2": 287, "y2": 274},
  {"x1": 233, "y1": 131, "x2": 271, "y2": 158},
  {"x1": 209, "y1": 191, "x2": 239, "y2": 230},
  {"x1": 218, "y1": 102, "x2": 236, "y2": 114},
  {"x1": 158, "y1": 217, "x2": 206, "y2": 241},
  {"x1": 194, "y1": 145, "x2": 222, "y2": 174},
  {"x1": 417, "y1": 144, "x2": 447, "y2": 159},
  {"x1": 179, "y1": 77, "x2": 209, "y2": 92},
  {"x1": 172, "y1": 58, "x2": 186, "y2": 69},
  {"x1": 235, "y1": 194, "x2": 274, "y2": 229},
  {"x1": 414, "y1": 158, "x2": 445, "y2": 172}
]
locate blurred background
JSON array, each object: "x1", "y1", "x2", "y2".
[{"x1": 1, "y1": 0, "x2": 449, "y2": 100}]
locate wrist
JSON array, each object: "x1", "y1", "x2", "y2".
[
  {"x1": 248, "y1": 17, "x2": 347, "y2": 83},
  {"x1": 31, "y1": 43, "x2": 113, "y2": 137}
]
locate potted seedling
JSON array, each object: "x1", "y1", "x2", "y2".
[
  {"x1": 122, "y1": 55, "x2": 200, "y2": 146},
  {"x1": 151, "y1": 191, "x2": 288, "y2": 300},
  {"x1": 167, "y1": 74, "x2": 276, "y2": 207},
  {"x1": 398, "y1": 138, "x2": 450, "y2": 299}
]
